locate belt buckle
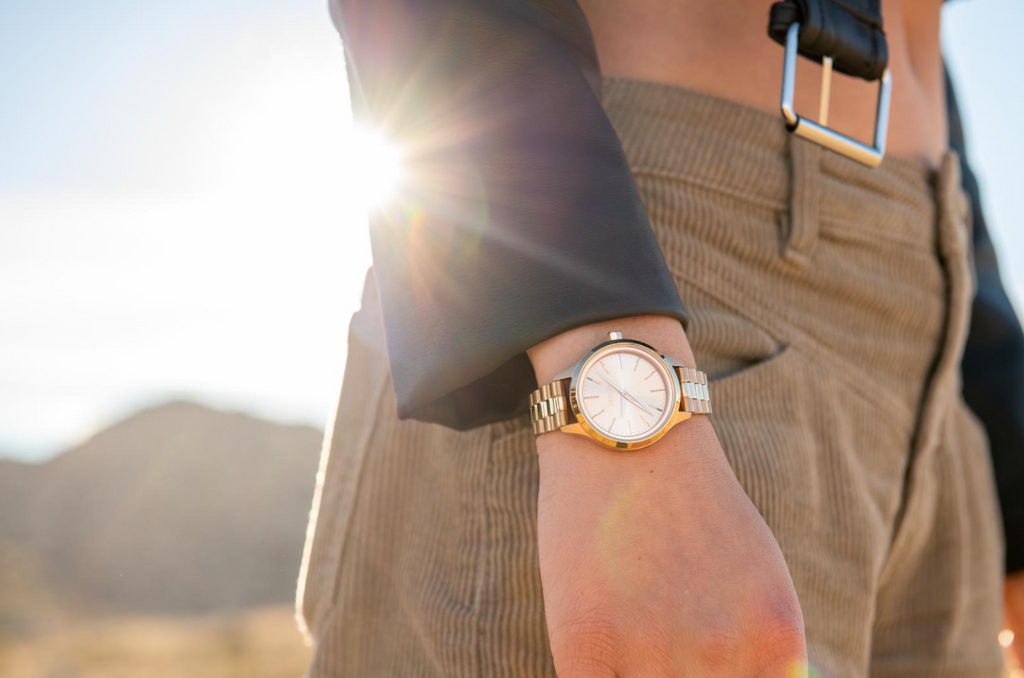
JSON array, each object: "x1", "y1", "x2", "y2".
[{"x1": 779, "y1": 22, "x2": 892, "y2": 168}]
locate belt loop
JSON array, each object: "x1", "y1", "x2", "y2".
[{"x1": 780, "y1": 135, "x2": 821, "y2": 267}]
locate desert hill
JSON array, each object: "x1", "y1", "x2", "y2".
[{"x1": 0, "y1": 401, "x2": 322, "y2": 629}]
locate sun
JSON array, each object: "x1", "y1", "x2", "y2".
[{"x1": 345, "y1": 125, "x2": 404, "y2": 211}]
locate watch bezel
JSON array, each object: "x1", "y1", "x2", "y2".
[{"x1": 567, "y1": 338, "x2": 682, "y2": 450}]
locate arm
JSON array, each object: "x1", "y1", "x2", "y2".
[
  {"x1": 946, "y1": 66, "x2": 1024, "y2": 576},
  {"x1": 331, "y1": 0, "x2": 687, "y2": 430},
  {"x1": 332, "y1": 1, "x2": 805, "y2": 674},
  {"x1": 946, "y1": 65, "x2": 1024, "y2": 656}
]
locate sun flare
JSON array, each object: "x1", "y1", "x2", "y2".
[{"x1": 345, "y1": 126, "x2": 404, "y2": 211}]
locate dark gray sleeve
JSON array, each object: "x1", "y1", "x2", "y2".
[
  {"x1": 330, "y1": 0, "x2": 687, "y2": 430},
  {"x1": 946, "y1": 65, "x2": 1024, "y2": 573}
]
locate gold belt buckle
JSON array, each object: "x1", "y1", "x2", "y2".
[{"x1": 779, "y1": 22, "x2": 892, "y2": 168}]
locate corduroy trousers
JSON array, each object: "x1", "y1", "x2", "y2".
[{"x1": 297, "y1": 78, "x2": 1005, "y2": 677}]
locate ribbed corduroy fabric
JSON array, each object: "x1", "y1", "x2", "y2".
[{"x1": 297, "y1": 77, "x2": 1005, "y2": 677}]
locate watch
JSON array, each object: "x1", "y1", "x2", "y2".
[{"x1": 528, "y1": 331, "x2": 711, "y2": 450}]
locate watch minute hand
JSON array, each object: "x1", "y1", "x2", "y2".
[
  {"x1": 623, "y1": 391, "x2": 654, "y2": 417},
  {"x1": 599, "y1": 376, "x2": 655, "y2": 417},
  {"x1": 598, "y1": 375, "x2": 625, "y2": 395}
]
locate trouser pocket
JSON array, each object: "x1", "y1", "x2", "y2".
[{"x1": 297, "y1": 271, "x2": 390, "y2": 639}]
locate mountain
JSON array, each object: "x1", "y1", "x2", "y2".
[{"x1": 0, "y1": 401, "x2": 323, "y2": 631}]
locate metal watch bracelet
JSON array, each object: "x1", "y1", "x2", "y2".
[{"x1": 529, "y1": 365, "x2": 711, "y2": 436}]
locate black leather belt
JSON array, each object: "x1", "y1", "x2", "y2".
[{"x1": 768, "y1": 0, "x2": 891, "y2": 167}]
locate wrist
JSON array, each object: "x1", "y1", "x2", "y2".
[{"x1": 536, "y1": 412, "x2": 726, "y2": 490}]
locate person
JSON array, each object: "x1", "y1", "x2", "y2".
[{"x1": 296, "y1": 0, "x2": 1024, "y2": 675}]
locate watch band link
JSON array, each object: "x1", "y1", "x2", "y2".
[
  {"x1": 529, "y1": 378, "x2": 571, "y2": 435},
  {"x1": 675, "y1": 366, "x2": 712, "y2": 415},
  {"x1": 529, "y1": 366, "x2": 712, "y2": 435}
]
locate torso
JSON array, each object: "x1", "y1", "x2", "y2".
[{"x1": 579, "y1": 0, "x2": 947, "y2": 168}]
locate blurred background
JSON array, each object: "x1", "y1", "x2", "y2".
[{"x1": 1, "y1": 0, "x2": 1021, "y2": 676}]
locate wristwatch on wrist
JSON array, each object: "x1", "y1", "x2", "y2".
[{"x1": 529, "y1": 331, "x2": 711, "y2": 450}]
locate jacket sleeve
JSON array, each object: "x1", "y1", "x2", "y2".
[
  {"x1": 329, "y1": 0, "x2": 688, "y2": 430},
  {"x1": 946, "y1": 66, "x2": 1024, "y2": 574}
]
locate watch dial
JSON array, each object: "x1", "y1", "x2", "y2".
[{"x1": 577, "y1": 346, "x2": 675, "y2": 442}]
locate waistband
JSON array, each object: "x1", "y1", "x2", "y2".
[{"x1": 600, "y1": 76, "x2": 953, "y2": 255}]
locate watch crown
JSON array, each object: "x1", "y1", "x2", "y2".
[{"x1": 609, "y1": 331, "x2": 623, "y2": 340}]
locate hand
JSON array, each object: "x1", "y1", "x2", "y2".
[{"x1": 529, "y1": 317, "x2": 807, "y2": 677}]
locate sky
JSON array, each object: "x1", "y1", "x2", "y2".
[{"x1": 1, "y1": 0, "x2": 1021, "y2": 461}]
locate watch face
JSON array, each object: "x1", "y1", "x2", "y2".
[{"x1": 575, "y1": 344, "x2": 677, "y2": 444}]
